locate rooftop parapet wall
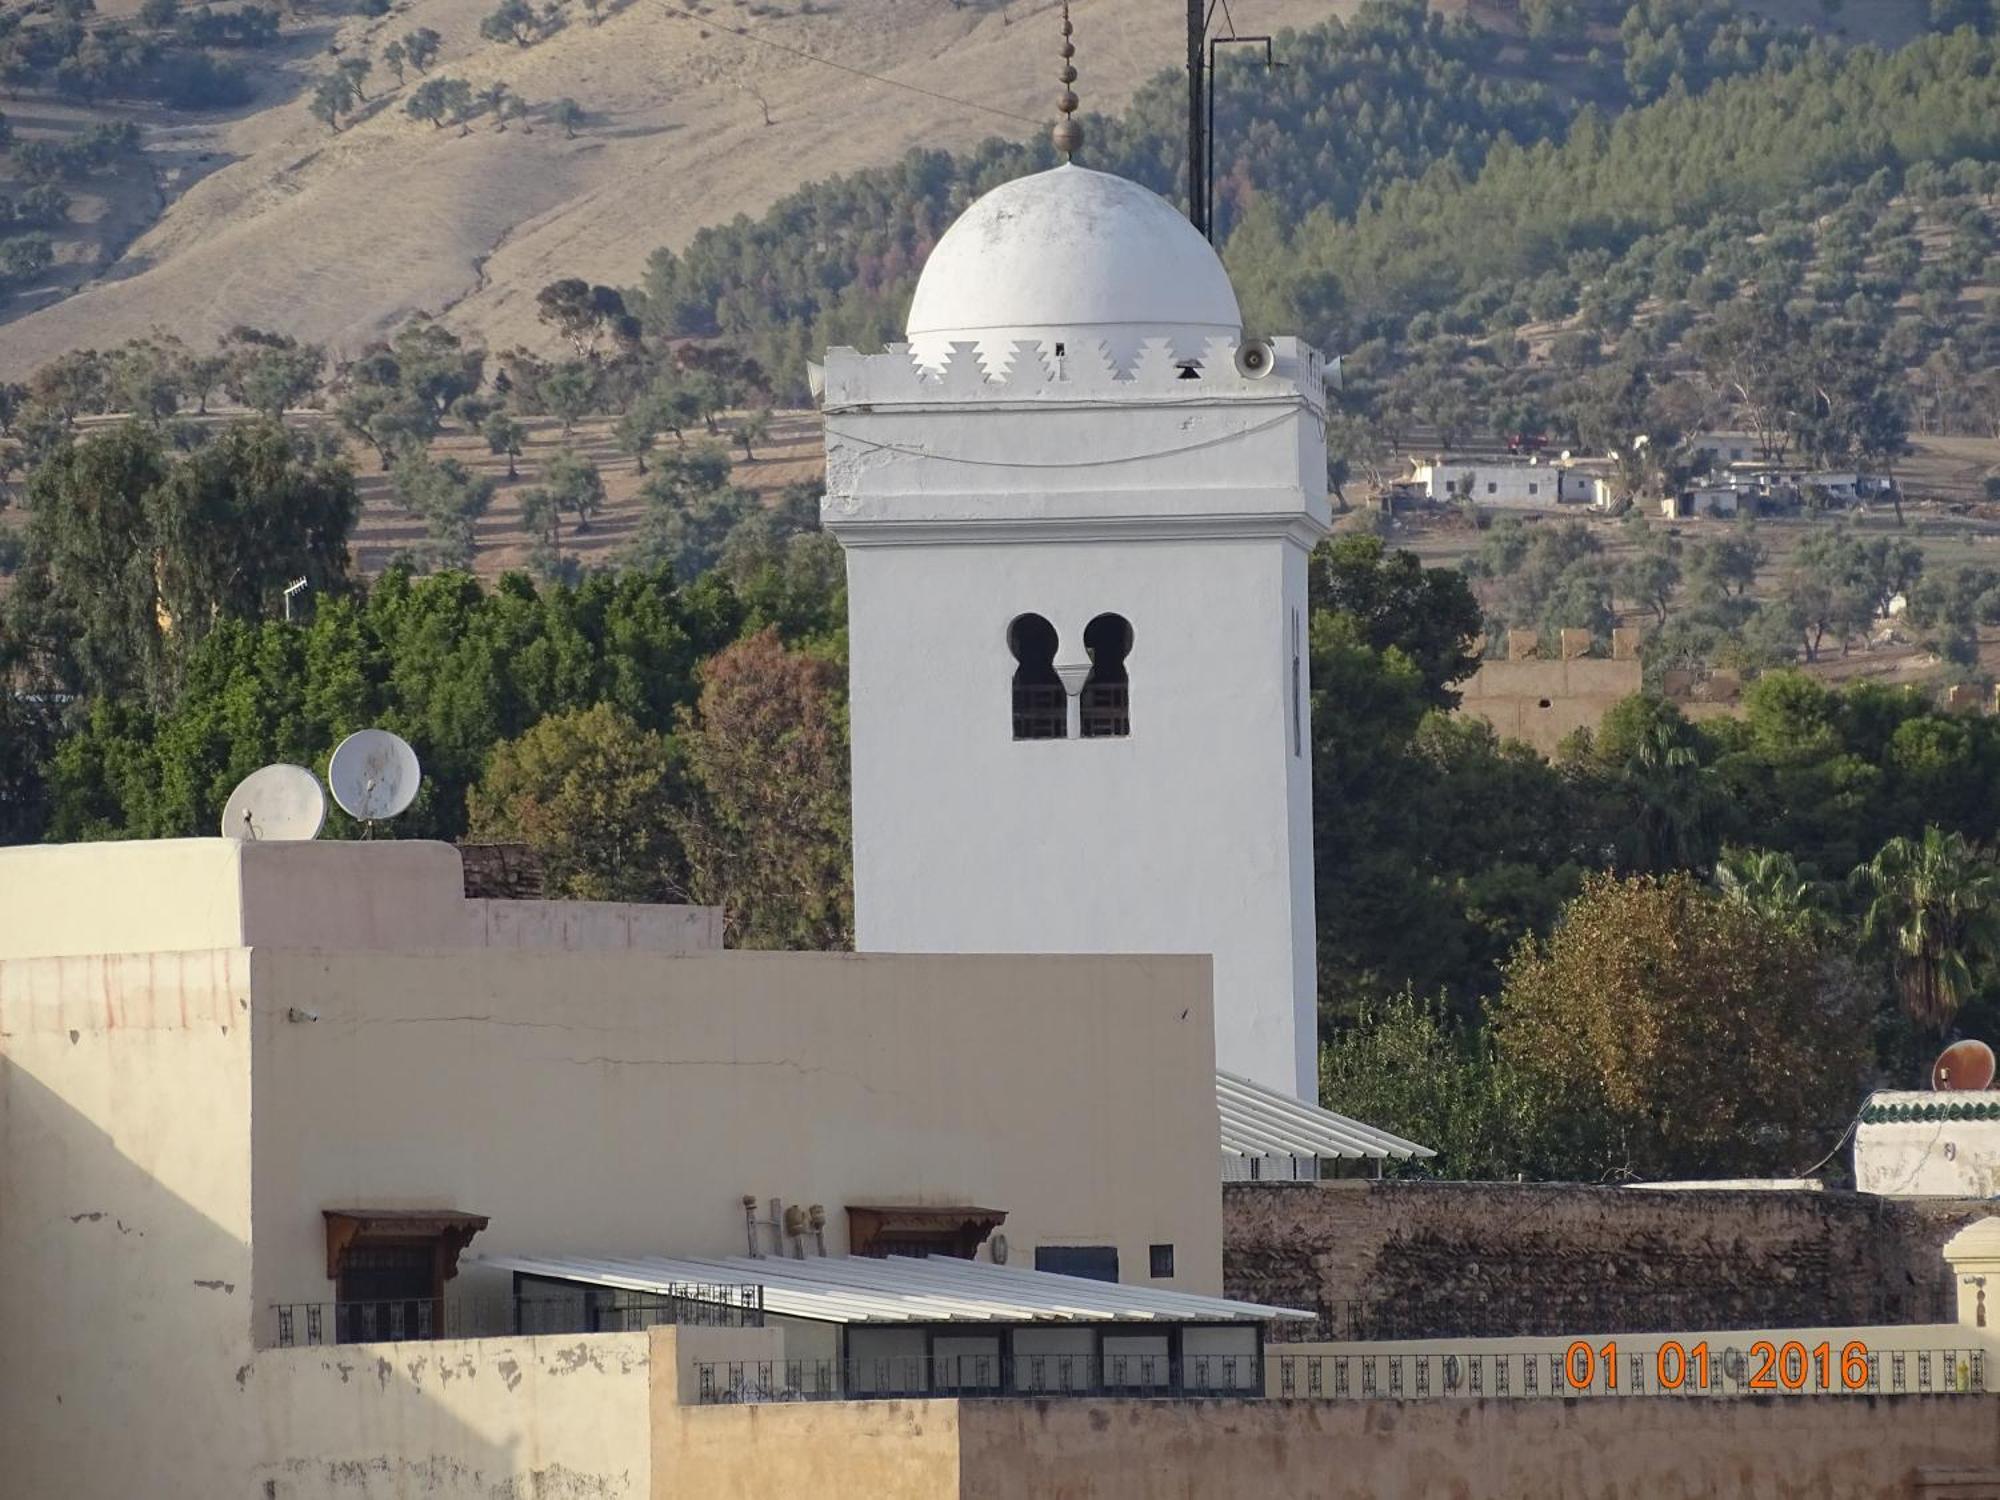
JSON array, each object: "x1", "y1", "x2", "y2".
[
  {"x1": 0, "y1": 838, "x2": 724, "y2": 959},
  {"x1": 821, "y1": 337, "x2": 1332, "y2": 538},
  {"x1": 820, "y1": 336, "x2": 1327, "y2": 415}
]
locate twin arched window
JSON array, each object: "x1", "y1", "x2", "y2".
[{"x1": 1008, "y1": 613, "x2": 1132, "y2": 741}]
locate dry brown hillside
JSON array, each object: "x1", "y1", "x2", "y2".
[{"x1": 0, "y1": 0, "x2": 1346, "y2": 376}]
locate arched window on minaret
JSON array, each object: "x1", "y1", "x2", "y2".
[
  {"x1": 1008, "y1": 613, "x2": 1066, "y2": 740},
  {"x1": 1080, "y1": 614, "x2": 1132, "y2": 738}
]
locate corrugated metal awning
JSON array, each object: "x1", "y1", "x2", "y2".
[
  {"x1": 1216, "y1": 1069, "x2": 1435, "y2": 1161},
  {"x1": 476, "y1": 1250, "x2": 1313, "y2": 1325}
]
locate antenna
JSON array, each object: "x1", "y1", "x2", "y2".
[
  {"x1": 1186, "y1": 0, "x2": 1280, "y2": 242},
  {"x1": 1933, "y1": 1039, "x2": 1996, "y2": 1092},
  {"x1": 326, "y1": 729, "x2": 422, "y2": 833},
  {"x1": 220, "y1": 764, "x2": 327, "y2": 842}
]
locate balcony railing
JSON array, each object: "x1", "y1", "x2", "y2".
[
  {"x1": 272, "y1": 1284, "x2": 763, "y2": 1348},
  {"x1": 1269, "y1": 1343, "x2": 1985, "y2": 1400},
  {"x1": 691, "y1": 1353, "x2": 1260, "y2": 1404},
  {"x1": 1265, "y1": 1286, "x2": 1961, "y2": 1343}
]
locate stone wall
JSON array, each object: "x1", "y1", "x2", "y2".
[
  {"x1": 950, "y1": 1392, "x2": 2000, "y2": 1500},
  {"x1": 1223, "y1": 1180, "x2": 1994, "y2": 1338}
]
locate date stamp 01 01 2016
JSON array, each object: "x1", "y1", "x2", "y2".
[{"x1": 1559, "y1": 1338, "x2": 1876, "y2": 1392}]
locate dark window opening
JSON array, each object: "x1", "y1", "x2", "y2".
[
  {"x1": 1175, "y1": 360, "x2": 1202, "y2": 381},
  {"x1": 1080, "y1": 613, "x2": 1132, "y2": 739},
  {"x1": 1035, "y1": 1245, "x2": 1120, "y2": 1282},
  {"x1": 322, "y1": 1208, "x2": 488, "y2": 1345},
  {"x1": 1149, "y1": 1244, "x2": 1176, "y2": 1278},
  {"x1": 849, "y1": 1206, "x2": 1006, "y2": 1260},
  {"x1": 1008, "y1": 613, "x2": 1066, "y2": 740}
]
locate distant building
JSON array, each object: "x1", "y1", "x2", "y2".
[
  {"x1": 1663, "y1": 482, "x2": 1751, "y2": 518},
  {"x1": 1407, "y1": 459, "x2": 1596, "y2": 509}
]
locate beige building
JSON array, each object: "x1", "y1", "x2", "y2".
[{"x1": 0, "y1": 836, "x2": 1256, "y2": 1497}]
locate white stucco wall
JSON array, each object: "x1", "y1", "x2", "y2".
[
  {"x1": 3, "y1": 841, "x2": 1225, "y2": 1496},
  {"x1": 843, "y1": 538, "x2": 1316, "y2": 1100},
  {"x1": 250, "y1": 945, "x2": 1224, "y2": 1317},
  {"x1": 823, "y1": 335, "x2": 1328, "y2": 1101},
  {"x1": 1856, "y1": 1092, "x2": 2000, "y2": 1198}
]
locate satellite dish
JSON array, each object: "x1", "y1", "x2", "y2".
[
  {"x1": 327, "y1": 729, "x2": 421, "y2": 825},
  {"x1": 1933, "y1": 1039, "x2": 1996, "y2": 1092},
  {"x1": 220, "y1": 764, "x2": 326, "y2": 842}
]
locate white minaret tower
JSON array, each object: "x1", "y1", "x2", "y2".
[{"x1": 818, "y1": 71, "x2": 1330, "y2": 1099}]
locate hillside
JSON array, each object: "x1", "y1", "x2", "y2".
[
  {"x1": 0, "y1": 0, "x2": 1349, "y2": 376},
  {"x1": 0, "y1": 0, "x2": 1941, "y2": 378}
]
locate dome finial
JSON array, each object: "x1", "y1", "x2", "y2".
[{"x1": 1052, "y1": 1, "x2": 1082, "y2": 162}]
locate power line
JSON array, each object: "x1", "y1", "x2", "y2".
[{"x1": 652, "y1": 0, "x2": 1045, "y2": 128}]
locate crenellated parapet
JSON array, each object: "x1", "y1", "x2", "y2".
[{"x1": 818, "y1": 335, "x2": 1328, "y2": 418}]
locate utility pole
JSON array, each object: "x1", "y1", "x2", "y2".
[{"x1": 1187, "y1": 0, "x2": 1206, "y2": 240}]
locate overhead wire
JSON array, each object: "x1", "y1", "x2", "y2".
[{"x1": 650, "y1": 0, "x2": 1046, "y2": 128}]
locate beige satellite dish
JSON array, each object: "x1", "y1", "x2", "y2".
[{"x1": 220, "y1": 764, "x2": 326, "y2": 841}]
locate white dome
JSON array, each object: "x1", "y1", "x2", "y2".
[{"x1": 905, "y1": 164, "x2": 1242, "y2": 364}]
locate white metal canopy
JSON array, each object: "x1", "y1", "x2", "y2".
[
  {"x1": 1215, "y1": 1069, "x2": 1435, "y2": 1162},
  {"x1": 476, "y1": 1250, "x2": 1313, "y2": 1326}
]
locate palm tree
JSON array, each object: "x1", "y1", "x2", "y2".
[
  {"x1": 1853, "y1": 827, "x2": 2000, "y2": 1034},
  {"x1": 1622, "y1": 721, "x2": 1721, "y2": 874},
  {"x1": 1714, "y1": 846, "x2": 1831, "y2": 936}
]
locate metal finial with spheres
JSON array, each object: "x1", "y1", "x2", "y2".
[{"x1": 1052, "y1": 2, "x2": 1082, "y2": 161}]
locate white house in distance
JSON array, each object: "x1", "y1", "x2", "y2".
[
  {"x1": 1407, "y1": 459, "x2": 1602, "y2": 509},
  {"x1": 819, "y1": 162, "x2": 1331, "y2": 1101}
]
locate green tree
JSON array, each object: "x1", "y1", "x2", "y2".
[
  {"x1": 483, "y1": 410, "x2": 525, "y2": 477},
  {"x1": 613, "y1": 404, "x2": 658, "y2": 474},
  {"x1": 221, "y1": 328, "x2": 324, "y2": 418},
  {"x1": 309, "y1": 72, "x2": 354, "y2": 132},
  {"x1": 401, "y1": 25, "x2": 440, "y2": 71},
  {"x1": 539, "y1": 447, "x2": 604, "y2": 533},
  {"x1": 675, "y1": 627, "x2": 851, "y2": 948},
  {"x1": 732, "y1": 407, "x2": 771, "y2": 461},
  {"x1": 392, "y1": 453, "x2": 494, "y2": 567},
  {"x1": 405, "y1": 77, "x2": 449, "y2": 127},
  {"x1": 12, "y1": 420, "x2": 356, "y2": 703},
  {"x1": 1319, "y1": 987, "x2": 1541, "y2": 1179},
  {"x1": 382, "y1": 38, "x2": 407, "y2": 83},
  {"x1": 1854, "y1": 826, "x2": 2000, "y2": 1035},
  {"x1": 467, "y1": 703, "x2": 686, "y2": 900},
  {"x1": 551, "y1": 95, "x2": 581, "y2": 137},
  {"x1": 336, "y1": 54, "x2": 371, "y2": 101},
  {"x1": 1492, "y1": 872, "x2": 1872, "y2": 1179},
  {"x1": 539, "y1": 361, "x2": 598, "y2": 435},
  {"x1": 1713, "y1": 845, "x2": 1835, "y2": 937},
  {"x1": 626, "y1": 443, "x2": 745, "y2": 579},
  {"x1": 480, "y1": 0, "x2": 541, "y2": 44}
]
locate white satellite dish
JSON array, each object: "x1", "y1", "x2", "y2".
[
  {"x1": 327, "y1": 729, "x2": 421, "y2": 826},
  {"x1": 220, "y1": 764, "x2": 326, "y2": 842}
]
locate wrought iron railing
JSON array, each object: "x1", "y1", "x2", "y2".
[
  {"x1": 691, "y1": 1353, "x2": 1260, "y2": 1404},
  {"x1": 1269, "y1": 1344, "x2": 1985, "y2": 1400},
  {"x1": 1264, "y1": 1286, "x2": 1960, "y2": 1344},
  {"x1": 272, "y1": 1284, "x2": 763, "y2": 1348}
]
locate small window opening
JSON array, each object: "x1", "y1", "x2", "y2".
[
  {"x1": 1528, "y1": 483, "x2": 1539, "y2": 496},
  {"x1": 1008, "y1": 613, "x2": 1066, "y2": 740},
  {"x1": 1487, "y1": 482, "x2": 1498, "y2": 495},
  {"x1": 1149, "y1": 1243, "x2": 1176, "y2": 1278},
  {"x1": 1537, "y1": 698, "x2": 1553, "y2": 709},
  {"x1": 1080, "y1": 613, "x2": 1132, "y2": 738},
  {"x1": 1053, "y1": 341, "x2": 1066, "y2": 358},
  {"x1": 1175, "y1": 360, "x2": 1202, "y2": 381}
]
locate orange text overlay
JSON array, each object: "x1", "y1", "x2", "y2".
[{"x1": 1560, "y1": 1339, "x2": 1874, "y2": 1392}]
